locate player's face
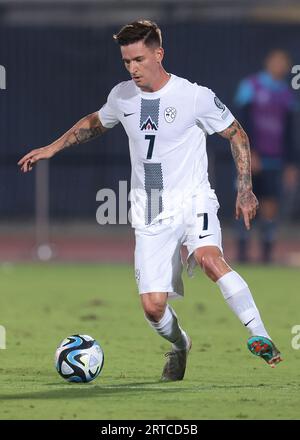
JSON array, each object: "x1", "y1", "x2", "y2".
[
  {"x1": 265, "y1": 51, "x2": 291, "y2": 80},
  {"x1": 121, "y1": 41, "x2": 164, "y2": 92}
]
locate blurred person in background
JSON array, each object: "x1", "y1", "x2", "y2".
[{"x1": 234, "y1": 49, "x2": 299, "y2": 263}]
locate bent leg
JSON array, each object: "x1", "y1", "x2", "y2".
[
  {"x1": 141, "y1": 291, "x2": 168, "y2": 322},
  {"x1": 193, "y1": 245, "x2": 231, "y2": 281},
  {"x1": 193, "y1": 246, "x2": 271, "y2": 338},
  {"x1": 141, "y1": 292, "x2": 189, "y2": 351}
]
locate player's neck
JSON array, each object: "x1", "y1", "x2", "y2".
[{"x1": 140, "y1": 70, "x2": 171, "y2": 93}]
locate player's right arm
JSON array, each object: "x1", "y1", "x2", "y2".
[{"x1": 18, "y1": 112, "x2": 107, "y2": 173}]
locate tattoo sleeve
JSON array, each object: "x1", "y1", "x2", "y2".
[
  {"x1": 55, "y1": 112, "x2": 107, "y2": 152},
  {"x1": 219, "y1": 119, "x2": 252, "y2": 193}
]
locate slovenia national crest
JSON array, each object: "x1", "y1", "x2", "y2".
[{"x1": 164, "y1": 107, "x2": 176, "y2": 123}]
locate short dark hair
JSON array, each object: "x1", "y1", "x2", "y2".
[{"x1": 113, "y1": 20, "x2": 162, "y2": 48}]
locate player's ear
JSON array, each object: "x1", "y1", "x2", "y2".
[{"x1": 155, "y1": 47, "x2": 164, "y2": 63}]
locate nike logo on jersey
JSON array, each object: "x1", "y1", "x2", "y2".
[
  {"x1": 199, "y1": 234, "x2": 213, "y2": 239},
  {"x1": 124, "y1": 112, "x2": 135, "y2": 117}
]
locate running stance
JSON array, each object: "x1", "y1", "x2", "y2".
[{"x1": 18, "y1": 20, "x2": 282, "y2": 381}]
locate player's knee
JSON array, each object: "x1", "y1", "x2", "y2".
[
  {"x1": 198, "y1": 252, "x2": 231, "y2": 282},
  {"x1": 200, "y1": 254, "x2": 219, "y2": 280},
  {"x1": 144, "y1": 305, "x2": 166, "y2": 322},
  {"x1": 142, "y1": 295, "x2": 166, "y2": 322},
  {"x1": 194, "y1": 248, "x2": 216, "y2": 272}
]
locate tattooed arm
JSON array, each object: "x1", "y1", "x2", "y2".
[
  {"x1": 18, "y1": 112, "x2": 107, "y2": 173},
  {"x1": 219, "y1": 119, "x2": 259, "y2": 230}
]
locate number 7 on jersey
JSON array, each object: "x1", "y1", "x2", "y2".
[{"x1": 145, "y1": 135, "x2": 156, "y2": 159}]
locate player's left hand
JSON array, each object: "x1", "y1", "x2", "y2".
[{"x1": 235, "y1": 190, "x2": 259, "y2": 230}]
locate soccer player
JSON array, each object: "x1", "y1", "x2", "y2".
[
  {"x1": 18, "y1": 20, "x2": 282, "y2": 381},
  {"x1": 234, "y1": 50, "x2": 298, "y2": 263}
]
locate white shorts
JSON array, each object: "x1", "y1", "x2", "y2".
[{"x1": 134, "y1": 192, "x2": 223, "y2": 299}]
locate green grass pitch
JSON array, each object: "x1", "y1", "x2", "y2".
[{"x1": 0, "y1": 262, "x2": 300, "y2": 420}]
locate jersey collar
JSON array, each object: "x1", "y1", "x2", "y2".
[{"x1": 135, "y1": 74, "x2": 176, "y2": 98}]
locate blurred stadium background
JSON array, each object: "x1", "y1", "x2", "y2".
[{"x1": 0, "y1": 0, "x2": 300, "y2": 265}]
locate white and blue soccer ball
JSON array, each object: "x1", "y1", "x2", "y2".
[{"x1": 55, "y1": 334, "x2": 104, "y2": 383}]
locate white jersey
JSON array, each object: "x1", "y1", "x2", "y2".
[{"x1": 98, "y1": 74, "x2": 235, "y2": 227}]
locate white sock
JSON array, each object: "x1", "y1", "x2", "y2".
[
  {"x1": 145, "y1": 304, "x2": 189, "y2": 351},
  {"x1": 217, "y1": 271, "x2": 271, "y2": 339}
]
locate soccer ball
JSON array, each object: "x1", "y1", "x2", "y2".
[{"x1": 55, "y1": 334, "x2": 104, "y2": 383}]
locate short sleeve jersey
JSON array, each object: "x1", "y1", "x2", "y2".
[{"x1": 99, "y1": 74, "x2": 235, "y2": 227}]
